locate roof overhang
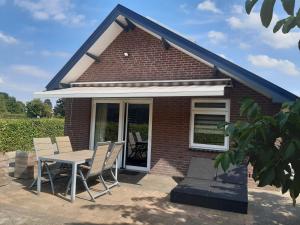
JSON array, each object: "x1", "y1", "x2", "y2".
[
  {"x1": 44, "y1": 4, "x2": 298, "y2": 103},
  {"x1": 34, "y1": 85, "x2": 226, "y2": 99}
]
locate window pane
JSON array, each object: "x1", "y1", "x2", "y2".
[
  {"x1": 193, "y1": 114, "x2": 225, "y2": 146},
  {"x1": 94, "y1": 103, "x2": 119, "y2": 148},
  {"x1": 194, "y1": 102, "x2": 226, "y2": 108},
  {"x1": 126, "y1": 104, "x2": 149, "y2": 168}
]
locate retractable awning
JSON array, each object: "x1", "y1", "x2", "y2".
[{"x1": 34, "y1": 85, "x2": 227, "y2": 98}]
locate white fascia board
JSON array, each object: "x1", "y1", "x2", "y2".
[
  {"x1": 60, "y1": 18, "x2": 124, "y2": 84},
  {"x1": 34, "y1": 85, "x2": 225, "y2": 99}
]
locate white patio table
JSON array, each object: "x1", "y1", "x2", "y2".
[{"x1": 37, "y1": 150, "x2": 94, "y2": 202}]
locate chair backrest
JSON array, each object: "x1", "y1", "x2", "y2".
[
  {"x1": 87, "y1": 142, "x2": 111, "y2": 178},
  {"x1": 104, "y1": 141, "x2": 124, "y2": 170},
  {"x1": 33, "y1": 138, "x2": 55, "y2": 160},
  {"x1": 55, "y1": 136, "x2": 73, "y2": 154},
  {"x1": 128, "y1": 132, "x2": 136, "y2": 148},
  {"x1": 135, "y1": 132, "x2": 143, "y2": 142}
]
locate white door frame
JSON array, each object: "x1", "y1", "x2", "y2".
[
  {"x1": 89, "y1": 98, "x2": 153, "y2": 172},
  {"x1": 123, "y1": 99, "x2": 153, "y2": 172}
]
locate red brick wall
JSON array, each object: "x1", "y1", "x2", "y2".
[
  {"x1": 77, "y1": 27, "x2": 225, "y2": 82},
  {"x1": 151, "y1": 97, "x2": 218, "y2": 176},
  {"x1": 64, "y1": 98, "x2": 91, "y2": 151},
  {"x1": 62, "y1": 27, "x2": 281, "y2": 176},
  {"x1": 150, "y1": 86, "x2": 280, "y2": 177},
  {"x1": 228, "y1": 81, "x2": 281, "y2": 121}
]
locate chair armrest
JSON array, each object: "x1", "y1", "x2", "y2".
[{"x1": 79, "y1": 164, "x2": 91, "y2": 170}]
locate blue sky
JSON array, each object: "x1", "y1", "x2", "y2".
[{"x1": 0, "y1": 0, "x2": 299, "y2": 103}]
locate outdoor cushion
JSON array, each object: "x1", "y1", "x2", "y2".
[
  {"x1": 170, "y1": 157, "x2": 248, "y2": 214},
  {"x1": 186, "y1": 157, "x2": 217, "y2": 180},
  {"x1": 178, "y1": 178, "x2": 248, "y2": 202},
  {"x1": 216, "y1": 165, "x2": 248, "y2": 185}
]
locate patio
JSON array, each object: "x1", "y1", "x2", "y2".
[{"x1": 0, "y1": 172, "x2": 299, "y2": 225}]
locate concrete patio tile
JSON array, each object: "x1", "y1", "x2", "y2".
[{"x1": 0, "y1": 174, "x2": 299, "y2": 225}]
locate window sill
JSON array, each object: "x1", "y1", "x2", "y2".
[{"x1": 189, "y1": 147, "x2": 227, "y2": 153}]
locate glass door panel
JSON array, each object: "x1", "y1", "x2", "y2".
[
  {"x1": 94, "y1": 103, "x2": 120, "y2": 149},
  {"x1": 125, "y1": 104, "x2": 149, "y2": 168}
]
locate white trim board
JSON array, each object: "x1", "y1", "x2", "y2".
[{"x1": 34, "y1": 85, "x2": 227, "y2": 99}]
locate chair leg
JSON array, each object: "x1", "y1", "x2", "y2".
[
  {"x1": 65, "y1": 177, "x2": 72, "y2": 196},
  {"x1": 30, "y1": 162, "x2": 46, "y2": 189},
  {"x1": 45, "y1": 163, "x2": 55, "y2": 195},
  {"x1": 78, "y1": 169, "x2": 95, "y2": 202},
  {"x1": 29, "y1": 179, "x2": 37, "y2": 188},
  {"x1": 110, "y1": 168, "x2": 120, "y2": 187},
  {"x1": 99, "y1": 174, "x2": 111, "y2": 195}
]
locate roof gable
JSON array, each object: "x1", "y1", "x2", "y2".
[
  {"x1": 77, "y1": 27, "x2": 222, "y2": 82},
  {"x1": 46, "y1": 4, "x2": 298, "y2": 103}
]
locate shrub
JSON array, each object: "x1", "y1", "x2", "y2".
[
  {"x1": 215, "y1": 98, "x2": 300, "y2": 205},
  {"x1": 0, "y1": 113, "x2": 26, "y2": 119},
  {"x1": 0, "y1": 118, "x2": 64, "y2": 152}
]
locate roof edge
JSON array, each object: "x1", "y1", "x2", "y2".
[{"x1": 45, "y1": 4, "x2": 298, "y2": 103}]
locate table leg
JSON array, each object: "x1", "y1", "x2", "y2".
[
  {"x1": 115, "y1": 158, "x2": 118, "y2": 180},
  {"x1": 70, "y1": 162, "x2": 77, "y2": 202},
  {"x1": 37, "y1": 159, "x2": 42, "y2": 194}
]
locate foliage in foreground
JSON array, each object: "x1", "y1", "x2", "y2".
[
  {"x1": 0, "y1": 118, "x2": 64, "y2": 152},
  {"x1": 215, "y1": 98, "x2": 300, "y2": 205},
  {"x1": 245, "y1": 0, "x2": 300, "y2": 49}
]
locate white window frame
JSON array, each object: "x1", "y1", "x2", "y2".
[{"x1": 190, "y1": 99, "x2": 230, "y2": 151}]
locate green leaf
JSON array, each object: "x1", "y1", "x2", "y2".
[
  {"x1": 282, "y1": 101, "x2": 293, "y2": 110},
  {"x1": 290, "y1": 177, "x2": 300, "y2": 206},
  {"x1": 224, "y1": 123, "x2": 235, "y2": 136},
  {"x1": 221, "y1": 153, "x2": 231, "y2": 172},
  {"x1": 217, "y1": 121, "x2": 230, "y2": 129},
  {"x1": 258, "y1": 167, "x2": 275, "y2": 187},
  {"x1": 214, "y1": 153, "x2": 223, "y2": 168},
  {"x1": 245, "y1": 0, "x2": 259, "y2": 14},
  {"x1": 279, "y1": 112, "x2": 289, "y2": 129},
  {"x1": 273, "y1": 19, "x2": 285, "y2": 32},
  {"x1": 297, "y1": 9, "x2": 300, "y2": 27},
  {"x1": 282, "y1": 16, "x2": 297, "y2": 33},
  {"x1": 294, "y1": 140, "x2": 300, "y2": 149},
  {"x1": 261, "y1": 0, "x2": 276, "y2": 27},
  {"x1": 281, "y1": 0, "x2": 295, "y2": 15},
  {"x1": 240, "y1": 98, "x2": 255, "y2": 117},
  {"x1": 284, "y1": 141, "x2": 296, "y2": 160},
  {"x1": 281, "y1": 178, "x2": 291, "y2": 194},
  {"x1": 247, "y1": 102, "x2": 261, "y2": 120}
]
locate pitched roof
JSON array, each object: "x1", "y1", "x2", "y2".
[{"x1": 46, "y1": 4, "x2": 298, "y2": 103}]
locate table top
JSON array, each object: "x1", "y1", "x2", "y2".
[{"x1": 39, "y1": 150, "x2": 93, "y2": 164}]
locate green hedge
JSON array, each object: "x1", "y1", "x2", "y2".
[
  {"x1": 0, "y1": 118, "x2": 64, "y2": 152},
  {"x1": 0, "y1": 113, "x2": 26, "y2": 119}
]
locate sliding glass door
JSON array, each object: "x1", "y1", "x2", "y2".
[
  {"x1": 93, "y1": 103, "x2": 120, "y2": 149},
  {"x1": 125, "y1": 103, "x2": 150, "y2": 170},
  {"x1": 90, "y1": 99, "x2": 152, "y2": 171}
]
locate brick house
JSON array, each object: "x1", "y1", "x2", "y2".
[{"x1": 35, "y1": 5, "x2": 297, "y2": 177}]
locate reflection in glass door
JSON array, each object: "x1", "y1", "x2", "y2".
[
  {"x1": 93, "y1": 103, "x2": 120, "y2": 149},
  {"x1": 125, "y1": 103, "x2": 150, "y2": 169}
]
